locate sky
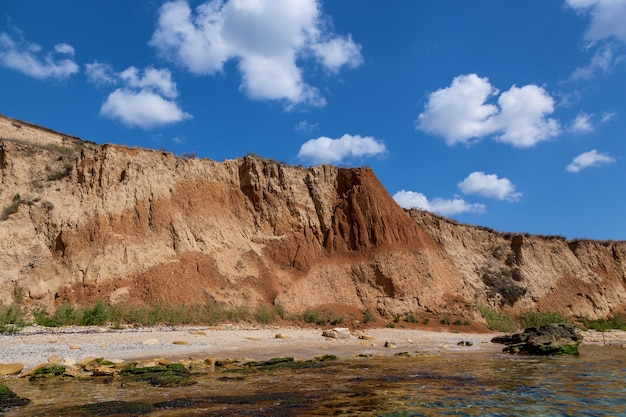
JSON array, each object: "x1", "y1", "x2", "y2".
[{"x1": 0, "y1": 0, "x2": 625, "y2": 241}]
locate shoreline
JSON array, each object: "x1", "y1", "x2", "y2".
[{"x1": 1, "y1": 325, "x2": 625, "y2": 375}]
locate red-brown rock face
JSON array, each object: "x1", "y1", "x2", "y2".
[{"x1": 1, "y1": 114, "x2": 625, "y2": 320}]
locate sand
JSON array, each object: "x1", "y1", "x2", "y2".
[{"x1": 1, "y1": 325, "x2": 624, "y2": 372}]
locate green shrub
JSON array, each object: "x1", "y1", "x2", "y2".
[
  {"x1": 301, "y1": 309, "x2": 342, "y2": 326},
  {"x1": 517, "y1": 311, "x2": 569, "y2": 328},
  {"x1": 302, "y1": 309, "x2": 320, "y2": 324},
  {"x1": 33, "y1": 304, "x2": 78, "y2": 327},
  {"x1": 581, "y1": 314, "x2": 626, "y2": 332},
  {"x1": 255, "y1": 305, "x2": 277, "y2": 325},
  {"x1": 81, "y1": 301, "x2": 110, "y2": 326},
  {"x1": 0, "y1": 304, "x2": 28, "y2": 332},
  {"x1": 1, "y1": 200, "x2": 20, "y2": 220},
  {"x1": 478, "y1": 305, "x2": 518, "y2": 332},
  {"x1": 362, "y1": 308, "x2": 376, "y2": 323},
  {"x1": 405, "y1": 312, "x2": 418, "y2": 323}
]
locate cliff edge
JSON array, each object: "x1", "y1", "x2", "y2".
[{"x1": 1, "y1": 114, "x2": 625, "y2": 321}]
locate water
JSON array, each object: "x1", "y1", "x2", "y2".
[{"x1": 3, "y1": 345, "x2": 625, "y2": 416}]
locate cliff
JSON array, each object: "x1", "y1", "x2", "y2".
[{"x1": 1, "y1": 114, "x2": 625, "y2": 321}]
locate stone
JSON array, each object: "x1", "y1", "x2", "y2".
[
  {"x1": 0, "y1": 384, "x2": 30, "y2": 409},
  {"x1": 63, "y1": 365, "x2": 81, "y2": 377},
  {"x1": 173, "y1": 340, "x2": 190, "y2": 345},
  {"x1": 78, "y1": 356, "x2": 97, "y2": 367},
  {"x1": 142, "y1": 338, "x2": 159, "y2": 346},
  {"x1": 492, "y1": 323, "x2": 583, "y2": 355},
  {"x1": 275, "y1": 333, "x2": 291, "y2": 339},
  {"x1": 322, "y1": 328, "x2": 351, "y2": 339},
  {"x1": 384, "y1": 341, "x2": 396, "y2": 348},
  {"x1": 69, "y1": 345, "x2": 81, "y2": 350},
  {"x1": 0, "y1": 363, "x2": 24, "y2": 376},
  {"x1": 92, "y1": 366, "x2": 117, "y2": 377},
  {"x1": 47, "y1": 355, "x2": 62, "y2": 365}
]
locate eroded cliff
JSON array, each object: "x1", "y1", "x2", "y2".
[{"x1": 1, "y1": 115, "x2": 624, "y2": 321}]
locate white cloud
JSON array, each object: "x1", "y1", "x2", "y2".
[
  {"x1": 150, "y1": 0, "x2": 362, "y2": 107},
  {"x1": 85, "y1": 61, "x2": 117, "y2": 86},
  {"x1": 416, "y1": 74, "x2": 499, "y2": 145},
  {"x1": 295, "y1": 120, "x2": 319, "y2": 133},
  {"x1": 54, "y1": 43, "x2": 75, "y2": 55},
  {"x1": 0, "y1": 32, "x2": 78, "y2": 80},
  {"x1": 570, "y1": 43, "x2": 616, "y2": 80},
  {"x1": 310, "y1": 35, "x2": 363, "y2": 73},
  {"x1": 600, "y1": 111, "x2": 617, "y2": 123},
  {"x1": 99, "y1": 66, "x2": 190, "y2": 129},
  {"x1": 565, "y1": 149, "x2": 616, "y2": 172},
  {"x1": 297, "y1": 134, "x2": 386, "y2": 165},
  {"x1": 417, "y1": 74, "x2": 560, "y2": 147},
  {"x1": 492, "y1": 84, "x2": 560, "y2": 147},
  {"x1": 566, "y1": 1, "x2": 626, "y2": 80},
  {"x1": 570, "y1": 112, "x2": 594, "y2": 133},
  {"x1": 119, "y1": 66, "x2": 178, "y2": 99},
  {"x1": 458, "y1": 172, "x2": 521, "y2": 201},
  {"x1": 393, "y1": 190, "x2": 486, "y2": 216},
  {"x1": 566, "y1": 0, "x2": 626, "y2": 43}
]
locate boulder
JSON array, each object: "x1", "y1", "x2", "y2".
[
  {"x1": 321, "y1": 328, "x2": 351, "y2": 339},
  {"x1": 492, "y1": 323, "x2": 583, "y2": 355}
]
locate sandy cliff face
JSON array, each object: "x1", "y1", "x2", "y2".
[{"x1": 1, "y1": 115, "x2": 625, "y2": 320}]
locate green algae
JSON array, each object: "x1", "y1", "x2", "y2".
[
  {"x1": 120, "y1": 363, "x2": 195, "y2": 387},
  {"x1": 28, "y1": 365, "x2": 66, "y2": 380}
]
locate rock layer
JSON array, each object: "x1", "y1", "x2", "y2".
[{"x1": 1, "y1": 114, "x2": 625, "y2": 321}]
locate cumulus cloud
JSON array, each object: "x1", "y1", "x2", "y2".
[
  {"x1": 0, "y1": 32, "x2": 78, "y2": 80},
  {"x1": 458, "y1": 172, "x2": 521, "y2": 201},
  {"x1": 492, "y1": 84, "x2": 560, "y2": 147},
  {"x1": 393, "y1": 190, "x2": 486, "y2": 216},
  {"x1": 565, "y1": 149, "x2": 615, "y2": 172},
  {"x1": 417, "y1": 74, "x2": 560, "y2": 147},
  {"x1": 150, "y1": 0, "x2": 362, "y2": 107},
  {"x1": 97, "y1": 66, "x2": 191, "y2": 129},
  {"x1": 297, "y1": 134, "x2": 386, "y2": 165},
  {"x1": 416, "y1": 74, "x2": 499, "y2": 145}
]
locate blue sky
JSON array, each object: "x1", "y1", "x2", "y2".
[{"x1": 1, "y1": 0, "x2": 624, "y2": 240}]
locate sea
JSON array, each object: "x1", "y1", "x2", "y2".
[{"x1": 2, "y1": 344, "x2": 625, "y2": 416}]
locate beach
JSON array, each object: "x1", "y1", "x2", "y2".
[
  {"x1": 0, "y1": 325, "x2": 505, "y2": 373},
  {"x1": 2, "y1": 325, "x2": 625, "y2": 374}
]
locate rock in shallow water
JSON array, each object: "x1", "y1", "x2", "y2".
[
  {"x1": 491, "y1": 323, "x2": 583, "y2": 355},
  {"x1": 0, "y1": 384, "x2": 30, "y2": 410}
]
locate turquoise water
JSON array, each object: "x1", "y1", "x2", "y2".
[{"x1": 3, "y1": 345, "x2": 625, "y2": 416}]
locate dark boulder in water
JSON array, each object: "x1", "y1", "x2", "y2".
[
  {"x1": 0, "y1": 384, "x2": 30, "y2": 410},
  {"x1": 491, "y1": 323, "x2": 583, "y2": 355}
]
